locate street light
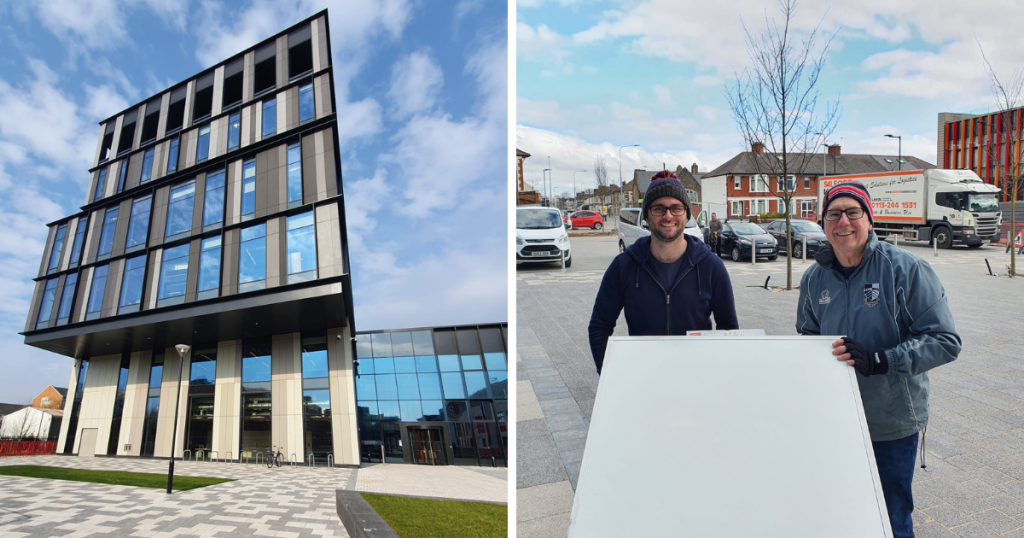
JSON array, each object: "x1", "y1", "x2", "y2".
[
  {"x1": 542, "y1": 168, "x2": 552, "y2": 206},
  {"x1": 166, "y1": 343, "x2": 190, "y2": 494},
  {"x1": 573, "y1": 170, "x2": 588, "y2": 211},
  {"x1": 885, "y1": 134, "x2": 902, "y2": 170}
]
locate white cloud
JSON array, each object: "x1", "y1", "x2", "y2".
[
  {"x1": 694, "y1": 105, "x2": 719, "y2": 121},
  {"x1": 454, "y1": 0, "x2": 484, "y2": 21},
  {"x1": 653, "y1": 84, "x2": 672, "y2": 105},
  {"x1": 345, "y1": 169, "x2": 391, "y2": 233},
  {"x1": 34, "y1": 0, "x2": 127, "y2": 50},
  {"x1": 388, "y1": 50, "x2": 444, "y2": 119},
  {"x1": 465, "y1": 38, "x2": 507, "y2": 123},
  {"x1": 517, "y1": 22, "x2": 572, "y2": 66}
]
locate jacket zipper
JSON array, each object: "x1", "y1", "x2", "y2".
[{"x1": 642, "y1": 263, "x2": 696, "y2": 335}]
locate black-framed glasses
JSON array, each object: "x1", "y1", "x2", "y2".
[
  {"x1": 649, "y1": 205, "x2": 687, "y2": 216},
  {"x1": 824, "y1": 207, "x2": 865, "y2": 221}
]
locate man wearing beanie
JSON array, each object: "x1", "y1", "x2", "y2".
[
  {"x1": 796, "y1": 180, "x2": 961, "y2": 538},
  {"x1": 588, "y1": 171, "x2": 738, "y2": 373}
]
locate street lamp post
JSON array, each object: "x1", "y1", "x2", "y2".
[
  {"x1": 542, "y1": 168, "x2": 552, "y2": 206},
  {"x1": 166, "y1": 344, "x2": 190, "y2": 494},
  {"x1": 885, "y1": 134, "x2": 902, "y2": 170},
  {"x1": 573, "y1": 170, "x2": 588, "y2": 211}
]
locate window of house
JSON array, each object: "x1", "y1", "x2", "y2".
[
  {"x1": 754, "y1": 199, "x2": 767, "y2": 215},
  {"x1": 228, "y1": 112, "x2": 240, "y2": 151},
  {"x1": 56, "y1": 273, "x2": 78, "y2": 326},
  {"x1": 157, "y1": 244, "x2": 189, "y2": 307},
  {"x1": 165, "y1": 180, "x2": 196, "y2": 239},
  {"x1": 287, "y1": 143, "x2": 302, "y2": 207},
  {"x1": 36, "y1": 278, "x2": 59, "y2": 329},
  {"x1": 750, "y1": 176, "x2": 768, "y2": 193},
  {"x1": 203, "y1": 170, "x2": 225, "y2": 230},
  {"x1": 198, "y1": 236, "x2": 221, "y2": 300},
  {"x1": 192, "y1": 72, "x2": 214, "y2": 123},
  {"x1": 223, "y1": 58, "x2": 243, "y2": 110},
  {"x1": 99, "y1": 123, "x2": 115, "y2": 162},
  {"x1": 141, "y1": 148, "x2": 155, "y2": 183},
  {"x1": 47, "y1": 224, "x2": 67, "y2": 274},
  {"x1": 801, "y1": 200, "x2": 815, "y2": 218},
  {"x1": 140, "y1": 98, "x2": 160, "y2": 145},
  {"x1": 94, "y1": 169, "x2": 107, "y2": 202},
  {"x1": 299, "y1": 83, "x2": 314, "y2": 123},
  {"x1": 288, "y1": 25, "x2": 313, "y2": 79},
  {"x1": 262, "y1": 98, "x2": 276, "y2": 138},
  {"x1": 241, "y1": 160, "x2": 256, "y2": 220},
  {"x1": 733, "y1": 176, "x2": 740, "y2": 189},
  {"x1": 86, "y1": 265, "x2": 108, "y2": 320},
  {"x1": 239, "y1": 223, "x2": 267, "y2": 292},
  {"x1": 196, "y1": 125, "x2": 211, "y2": 163},
  {"x1": 165, "y1": 86, "x2": 187, "y2": 134},
  {"x1": 118, "y1": 255, "x2": 147, "y2": 314},
  {"x1": 286, "y1": 211, "x2": 316, "y2": 284},
  {"x1": 167, "y1": 137, "x2": 180, "y2": 175},
  {"x1": 69, "y1": 217, "x2": 87, "y2": 268},
  {"x1": 731, "y1": 200, "x2": 743, "y2": 216},
  {"x1": 254, "y1": 43, "x2": 276, "y2": 96},
  {"x1": 117, "y1": 110, "x2": 137, "y2": 157},
  {"x1": 116, "y1": 159, "x2": 128, "y2": 193},
  {"x1": 804, "y1": 176, "x2": 810, "y2": 189},
  {"x1": 126, "y1": 196, "x2": 152, "y2": 252},
  {"x1": 98, "y1": 207, "x2": 119, "y2": 259}
]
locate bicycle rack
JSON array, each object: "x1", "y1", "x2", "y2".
[
  {"x1": 210, "y1": 451, "x2": 219, "y2": 463},
  {"x1": 327, "y1": 454, "x2": 334, "y2": 468},
  {"x1": 255, "y1": 451, "x2": 263, "y2": 465},
  {"x1": 290, "y1": 453, "x2": 297, "y2": 467},
  {"x1": 307, "y1": 453, "x2": 315, "y2": 468},
  {"x1": 225, "y1": 451, "x2": 232, "y2": 463},
  {"x1": 242, "y1": 452, "x2": 251, "y2": 465},
  {"x1": 183, "y1": 449, "x2": 191, "y2": 462}
]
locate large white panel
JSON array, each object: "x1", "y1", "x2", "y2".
[{"x1": 569, "y1": 336, "x2": 891, "y2": 538}]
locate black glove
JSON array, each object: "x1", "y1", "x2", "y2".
[{"x1": 840, "y1": 337, "x2": 888, "y2": 377}]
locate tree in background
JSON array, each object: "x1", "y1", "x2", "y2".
[
  {"x1": 727, "y1": 0, "x2": 840, "y2": 289},
  {"x1": 594, "y1": 156, "x2": 608, "y2": 188}
]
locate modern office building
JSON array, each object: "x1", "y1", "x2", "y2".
[
  {"x1": 938, "y1": 110, "x2": 1024, "y2": 201},
  {"x1": 21, "y1": 11, "x2": 362, "y2": 466}
]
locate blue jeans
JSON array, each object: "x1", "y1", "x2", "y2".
[{"x1": 872, "y1": 433, "x2": 919, "y2": 538}]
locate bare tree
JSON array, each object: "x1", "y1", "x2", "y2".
[
  {"x1": 727, "y1": 0, "x2": 841, "y2": 289},
  {"x1": 594, "y1": 156, "x2": 609, "y2": 188},
  {"x1": 978, "y1": 43, "x2": 1023, "y2": 275},
  {"x1": 0, "y1": 409, "x2": 40, "y2": 441}
]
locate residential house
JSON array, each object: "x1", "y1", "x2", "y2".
[{"x1": 33, "y1": 386, "x2": 67, "y2": 410}]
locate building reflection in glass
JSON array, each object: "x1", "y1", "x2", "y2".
[
  {"x1": 302, "y1": 335, "x2": 333, "y2": 463},
  {"x1": 240, "y1": 339, "x2": 272, "y2": 458}
]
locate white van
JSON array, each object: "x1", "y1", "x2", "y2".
[
  {"x1": 516, "y1": 207, "x2": 572, "y2": 267},
  {"x1": 618, "y1": 207, "x2": 704, "y2": 253}
]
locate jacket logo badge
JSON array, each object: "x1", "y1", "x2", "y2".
[
  {"x1": 864, "y1": 283, "x2": 880, "y2": 307},
  {"x1": 818, "y1": 290, "x2": 831, "y2": 305}
]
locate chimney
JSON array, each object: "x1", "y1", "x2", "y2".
[
  {"x1": 691, "y1": 163, "x2": 698, "y2": 174},
  {"x1": 752, "y1": 142, "x2": 764, "y2": 155},
  {"x1": 827, "y1": 144, "x2": 841, "y2": 157}
]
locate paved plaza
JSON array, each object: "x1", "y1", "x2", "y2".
[
  {"x1": 0, "y1": 456, "x2": 507, "y2": 537},
  {"x1": 516, "y1": 234, "x2": 1024, "y2": 537}
]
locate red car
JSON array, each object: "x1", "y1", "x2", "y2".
[{"x1": 568, "y1": 210, "x2": 604, "y2": 230}]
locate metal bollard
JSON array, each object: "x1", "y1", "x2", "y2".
[
  {"x1": 225, "y1": 451, "x2": 232, "y2": 464},
  {"x1": 328, "y1": 454, "x2": 334, "y2": 469},
  {"x1": 381, "y1": 446, "x2": 386, "y2": 464},
  {"x1": 183, "y1": 449, "x2": 191, "y2": 462},
  {"x1": 560, "y1": 249, "x2": 566, "y2": 272},
  {"x1": 308, "y1": 453, "x2": 315, "y2": 468},
  {"x1": 933, "y1": 238, "x2": 938, "y2": 257},
  {"x1": 255, "y1": 452, "x2": 263, "y2": 465},
  {"x1": 802, "y1": 237, "x2": 807, "y2": 262},
  {"x1": 894, "y1": 234, "x2": 899, "y2": 248},
  {"x1": 290, "y1": 453, "x2": 297, "y2": 467},
  {"x1": 751, "y1": 244, "x2": 756, "y2": 265}
]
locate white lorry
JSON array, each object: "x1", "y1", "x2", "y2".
[{"x1": 816, "y1": 169, "x2": 1002, "y2": 249}]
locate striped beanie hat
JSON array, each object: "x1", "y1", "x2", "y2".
[
  {"x1": 642, "y1": 171, "x2": 691, "y2": 220},
  {"x1": 822, "y1": 181, "x2": 874, "y2": 224}
]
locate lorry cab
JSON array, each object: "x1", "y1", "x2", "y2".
[{"x1": 926, "y1": 170, "x2": 1002, "y2": 246}]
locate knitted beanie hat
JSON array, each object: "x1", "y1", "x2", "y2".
[
  {"x1": 642, "y1": 171, "x2": 691, "y2": 220},
  {"x1": 822, "y1": 181, "x2": 874, "y2": 224}
]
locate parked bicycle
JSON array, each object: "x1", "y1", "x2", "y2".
[{"x1": 266, "y1": 446, "x2": 284, "y2": 468}]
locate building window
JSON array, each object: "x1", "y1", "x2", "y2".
[
  {"x1": 167, "y1": 137, "x2": 180, "y2": 174},
  {"x1": 254, "y1": 43, "x2": 276, "y2": 95},
  {"x1": 262, "y1": 98, "x2": 276, "y2": 138},
  {"x1": 141, "y1": 148, "x2": 154, "y2": 183},
  {"x1": 228, "y1": 113, "x2": 240, "y2": 151},
  {"x1": 733, "y1": 176, "x2": 740, "y2": 189},
  {"x1": 750, "y1": 176, "x2": 768, "y2": 193},
  {"x1": 287, "y1": 143, "x2": 302, "y2": 207},
  {"x1": 731, "y1": 200, "x2": 743, "y2": 216},
  {"x1": 203, "y1": 170, "x2": 225, "y2": 230},
  {"x1": 99, "y1": 123, "x2": 114, "y2": 163},
  {"x1": 107, "y1": 355, "x2": 131, "y2": 456},
  {"x1": 196, "y1": 125, "x2": 211, "y2": 163},
  {"x1": 777, "y1": 175, "x2": 795, "y2": 192},
  {"x1": 223, "y1": 58, "x2": 243, "y2": 109},
  {"x1": 186, "y1": 347, "x2": 216, "y2": 458},
  {"x1": 166, "y1": 87, "x2": 187, "y2": 134},
  {"x1": 36, "y1": 278, "x2": 59, "y2": 329},
  {"x1": 289, "y1": 25, "x2": 313, "y2": 79},
  {"x1": 47, "y1": 224, "x2": 67, "y2": 274},
  {"x1": 98, "y1": 207, "x2": 119, "y2": 259},
  {"x1": 157, "y1": 244, "x2": 189, "y2": 307},
  {"x1": 193, "y1": 73, "x2": 214, "y2": 123},
  {"x1": 94, "y1": 169, "x2": 107, "y2": 202},
  {"x1": 86, "y1": 265, "x2": 109, "y2": 320},
  {"x1": 301, "y1": 335, "x2": 332, "y2": 463},
  {"x1": 299, "y1": 83, "x2": 314, "y2": 123},
  {"x1": 117, "y1": 110, "x2": 137, "y2": 157},
  {"x1": 754, "y1": 199, "x2": 767, "y2": 215},
  {"x1": 56, "y1": 273, "x2": 78, "y2": 326},
  {"x1": 241, "y1": 339, "x2": 272, "y2": 458},
  {"x1": 140, "y1": 99, "x2": 160, "y2": 145},
  {"x1": 141, "y1": 353, "x2": 163, "y2": 457},
  {"x1": 241, "y1": 160, "x2": 256, "y2": 220},
  {"x1": 239, "y1": 223, "x2": 266, "y2": 292},
  {"x1": 165, "y1": 180, "x2": 196, "y2": 239},
  {"x1": 116, "y1": 158, "x2": 128, "y2": 193},
  {"x1": 198, "y1": 236, "x2": 221, "y2": 300},
  {"x1": 126, "y1": 196, "x2": 152, "y2": 252},
  {"x1": 286, "y1": 211, "x2": 316, "y2": 284},
  {"x1": 69, "y1": 217, "x2": 87, "y2": 268},
  {"x1": 118, "y1": 255, "x2": 147, "y2": 314},
  {"x1": 63, "y1": 359, "x2": 89, "y2": 454}
]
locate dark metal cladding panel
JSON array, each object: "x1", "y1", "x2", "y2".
[
  {"x1": 222, "y1": 228, "x2": 239, "y2": 296},
  {"x1": 125, "y1": 151, "x2": 143, "y2": 192},
  {"x1": 48, "y1": 274, "x2": 67, "y2": 328},
  {"x1": 255, "y1": 149, "x2": 269, "y2": 219},
  {"x1": 38, "y1": 225, "x2": 57, "y2": 278},
  {"x1": 191, "y1": 172, "x2": 207, "y2": 236},
  {"x1": 286, "y1": 86, "x2": 299, "y2": 132},
  {"x1": 71, "y1": 267, "x2": 92, "y2": 323},
  {"x1": 110, "y1": 199, "x2": 133, "y2": 259},
  {"x1": 84, "y1": 211, "x2": 104, "y2": 266},
  {"x1": 184, "y1": 238, "x2": 201, "y2": 303},
  {"x1": 266, "y1": 144, "x2": 281, "y2": 211},
  {"x1": 225, "y1": 160, "x2": 238, "y2": 226},
  {"x1": 100, "y1": 258, "x2": 122, "y2": 319},
  {"x1": 277, "y1": 216, "x2": 288, "y2": 288},
  {"x1": 322, "y1": 128, "x2": 337, "y2": 198},
  {"x1": 25, "y1": 280, "x2": 45, "y2": 333},
  {"x1": 301, "y1": 133, "x2": 316, "y2": 205},
  {"x1": 150, "y1": 186, "x2": 170, "y2": 247}
]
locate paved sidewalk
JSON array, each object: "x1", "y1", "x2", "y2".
[
  {"x1": 517, "y1": 235, "x2": 1024, "y2": 538},
  {"x1": 352, "y1": 463, "x2": 508, "y2": 503}
]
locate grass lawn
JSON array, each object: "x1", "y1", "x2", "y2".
[
  {"x1": 0, "y1": 465, "x2": 233, "y2": 491},
  {"x1": 361, "y1": 493, "x2": 507, "y2": 538}
]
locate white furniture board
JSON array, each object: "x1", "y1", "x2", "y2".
[{"x1": 568, "y1": 336, "x2": 892, "y2": 538}]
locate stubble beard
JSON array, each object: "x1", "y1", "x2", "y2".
[{"x1": 651, "y1": 222, "x2": 685, "y2": 243}]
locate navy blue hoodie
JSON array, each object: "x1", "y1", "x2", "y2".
[{"x1": 588, "y1": 235, "x2": 738, "y2": 373}]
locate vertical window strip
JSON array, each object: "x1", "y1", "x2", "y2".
[
  {"x1": 47, "y1": 225, "x2": 67, "y2": 272},
  {"x1": 69, "y1": 217, "x2": 88, "y2": 267},
  {"x1": 141, "y1": 149, "x2": 154, "y2": 183},
  {"x1": 167, "y1": 137, "x2": 179, "y2": 174},
  {"x1": 94, "y1": 169, "x2": 107, "y2": 202},
  {"x1": 287, "y1": 144, "x2": 302, "y2": 206}
]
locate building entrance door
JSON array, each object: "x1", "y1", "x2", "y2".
[
  {"x1": 78, "y1": 428, "x2": 98, "y2": 457},
  {"x1": 409, "y1": 428, "x2": 447, "y2": 465}
]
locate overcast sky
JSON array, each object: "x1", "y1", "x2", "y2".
[
  {"x1": 517, "y1": 0, "x2": 1023, "y2": 196},
  {"x1": 0, "y1": 0, "x2": 507, "y2": 404}
]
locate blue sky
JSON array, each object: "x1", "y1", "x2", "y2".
[
  {"x1": 0, "y1": 0, "x2": 507, "y2": 404},
  {"x1": 517, "y1": 0, "x2": 1024, "y2": 195}
]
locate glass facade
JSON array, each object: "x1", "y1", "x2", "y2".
[
  {"x1": 118, "y1": 255, "x2": 146, "y2": 313},
  {"x1": 198, "y1": 236, "x2": 221, "y2": 300},
  {"x1": 69, "y1": 216, "x2": 87, "y2": 268},
  {"x1": 228, "y1": 113, "x2": 240, "y2": 151},
  {"x1": 157, "y1": 244, "x2": 189, "y2": 307},
  {"x1": 107, "y1": 355, "x2": 130, "y2": 455},
  {"x1": 239, "y1": 223, "x2": 266, "y2": 292},
  {"x1": 47, "y1": 224, "x2": 66, "y2": 273},
  {"x1": 287, "y1": 143, "x2": 302, "y2": 207},
  {"x1": 167, "y1": 137, "x2": 179, "y2": 174},
  {"x1": 299, "y1": 83, "x2": 314, "y2": 123},
  {"x1": 141, "y1": 148, "x2": 154, "y2": 183},
  {"x1": 196, "y1": 125, "x2": 211, "y2": 163},
  {"x1": 116, "y1": 159, "x2": 128, "y2": 192},
  {"x1": 302, "y1": 336, "x2": 333, "y2": 463},
  {"x1": 240, "y1": 339, "x2": 272, "y2": 458},
  {"x1": 241, "y1": 160, "x2": 256, "y2": 219},
  {"x1": 203, "y1": 170, "x2": 225, "y2": 229},
  {"x1": 262, "y1": 98, "x2": 276, "y2": 137},
  {"x1": 56, "y1": 273, "x2": 77, "y2": 325},
  {"x1": 186, "y1": 348, "x2": 216, "y2": 458},
  {"x1": 141, "y1": 353, "x2": 163, "y2": 457},
  {"x1": 94, "y1": 169, "x2": 107, "y2": 202},
  {"x1": 64, "y1": 359, "x2": 89, "y2": 454},
  {"x1": 85, "y1": 265, "x2": 108, "y2": 320},
  {"x1": 286, "y1": 211, "x2": 316, "y2": 283},
  {"x1": 98, "y1": 207, "x2": 118, "y2": 258},
  {"x1": 165, "y1": 181, "x2": 195, "y2": 238},
  {"x1": 36, "y1": 278, "x2": 58, "y2": 329},
  {"x1": 126, "y1": 196, "x2": 152, "y2": 251}
]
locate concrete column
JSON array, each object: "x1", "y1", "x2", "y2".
[
  {"x1": 328, "y1": 325, "x2": 359, "y2": 466},
  {"x1": 212, "y1": 339, "x2": 241, "y2": 460}
]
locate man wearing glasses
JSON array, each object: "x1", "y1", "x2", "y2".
[
  {"x1": 797, "y1": 181, "x2": 961, "y2": 538},
  {"x1": 588, "y1": 171, "x2": 738, "y2": 374}
]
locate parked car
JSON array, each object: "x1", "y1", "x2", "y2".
[
  {"x1": 717, "y1": 221, "x2": 778, "y2": 261},
  {"x1": 516, "y1": 207, "x2": 572, "y2": 267},
  {"x1": 568, "y1": 210, "x2": 605, "y2": 230},
  {"x1": 763, "y1": 219, "x2": 827, "y2": 259},
  {"x1": 618, "y1": 207, "x2": 704, "y2": 253}
]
